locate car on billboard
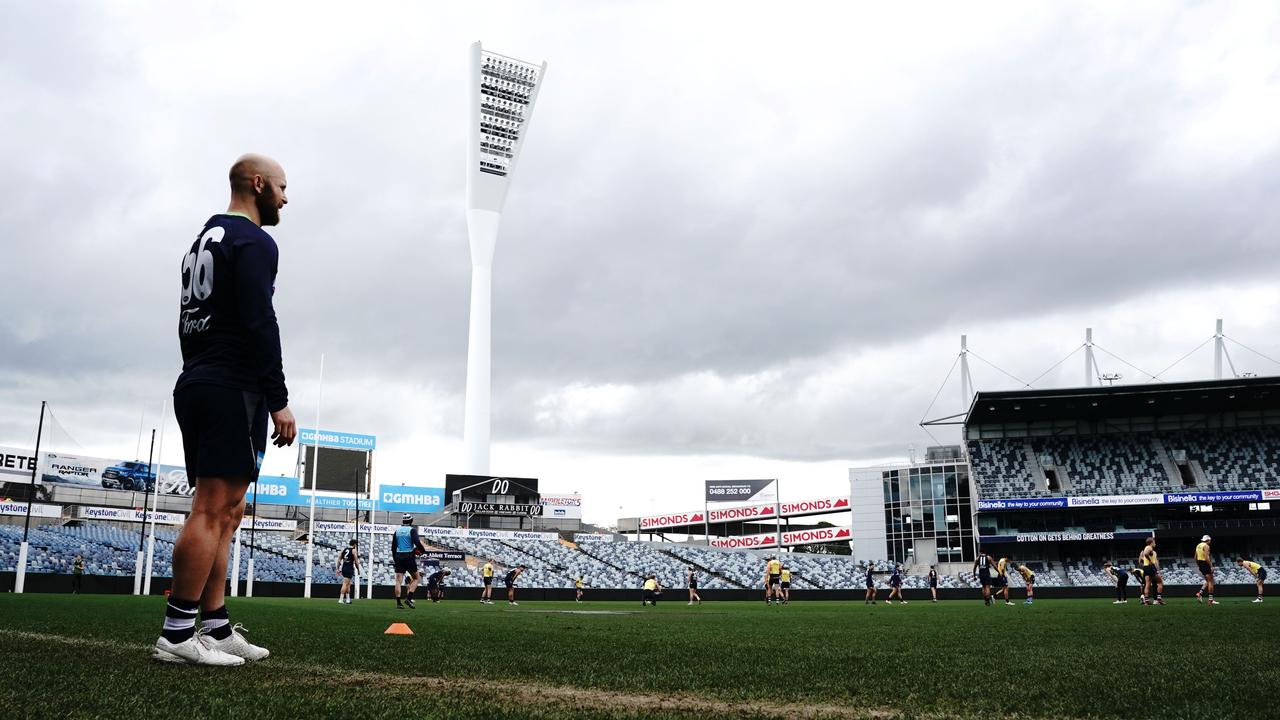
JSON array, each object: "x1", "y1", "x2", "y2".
[{"x1": 101, "y1": 460, "x2": 156, "y2": 492}]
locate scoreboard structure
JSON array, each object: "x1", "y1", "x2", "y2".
[
  {"x1": 301, "y1": 445, "x2": 370, "y2": 495},
  {"x1": 296, "y1": 429, "x2": 376, "y2": 511},
  {"x1": 446, "y1": 473, "x2": 539, "y2": 530}
]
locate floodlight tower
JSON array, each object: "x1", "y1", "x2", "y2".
[{"x1": 463, "y1": 42, "x2": 547, "y2": 474}]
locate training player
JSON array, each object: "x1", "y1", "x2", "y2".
[
  {"x1": 1139, "y1": 537, "x2": 1165, "y2": 605},
  {"x1": 335, "y1": 539, "x2": 360, "y2": 604},
  {"x1": 886, "y1": 564, "x2": 906, "y2": 604},
  {"x1": 1129, "y1": 566, "x2": 1146, "y2": 590},
  {"x1": 780, "y1": 564, "x2": 792, "y2": 605},
  {"x1": 480, "y1": 560, "x2": 496, "y2": 604},
  {"x1": 973, "y1": 550, "x2": 996, "y2": 606},
  {"x1": 1236, "y1": 557, "x2": 1267, "y2": 602},
  {"x1": 427, "y1": 567, "x2": 450, "y2": 603},
  {"x1": 575, "y1": 576, "x2": 585, "y2": 602},
  {"x1": 642, "y1": 574, "x2": 662, "y2": 606},
  {"x1": 505, "y1": 564, "x2": 526, "y2": 606},
  {"x1": 864, "y1": 565, "x2": 877, "y2": 605},
  {"x1": 766, "y1": 556, "x2": 783, "y2": 605},
  {"x1": 1195, "y1": 534, "x2": 1218, "y2": 605},
  {"x1": 687, "y1": 565, "x2": 702, "y2": 605},
  {"x1": 1103, "y1": 561, "x2": 1131, "y2": 603},
  {"x1": 154, "y1": 154, "x2": 296, "y2": 666},
  {"x1": 392, "y1": 514, "x2": 429, "y2": 609},
  {"x1": 994, "y1": 555, "x2": 1014, "y2": 605},
  {"x1": 1015, "y1": 562, "x2": 1035, "y2": 605},
  {"x1": 927, "y1": 565, "x2": 938, "y2": 602}
]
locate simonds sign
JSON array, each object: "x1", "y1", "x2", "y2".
[{"x1": 639, "y1": 512, "x2": 705, "y2": 530}]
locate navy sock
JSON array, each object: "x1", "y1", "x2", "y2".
[
  {"x1": 201, "y1": 605, "x2": 232, "y2": 640},
  {"x1": 161, "y1": 597, "x2": 200, "y2": 644}
]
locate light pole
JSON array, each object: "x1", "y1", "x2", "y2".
[{"x1": 462, "y1": 42, "x2": 547, "y2": 475}]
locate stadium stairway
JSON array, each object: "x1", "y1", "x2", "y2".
[{"x1": 659, "y1": 549, "x2": 745, "y2": 589}]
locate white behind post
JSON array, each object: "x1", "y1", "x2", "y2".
[{"x1": 303, "y1": 354, "x2": 325, "y2": 599}]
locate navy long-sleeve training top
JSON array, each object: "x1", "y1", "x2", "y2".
[{"x1": 175, "y1": 214, "x2": 288, "y2": 411}]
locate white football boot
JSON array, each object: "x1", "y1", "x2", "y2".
[
  {"x1": 202, "y1": 624, "x2": 270, "y2": 662},
  {"x1": 152, "y1": 634, "x2": 245, "y2": 666}
]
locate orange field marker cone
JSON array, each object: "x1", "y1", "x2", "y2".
[{"x1": 384, "y1": 622, "x2": 414, "y2": 635}]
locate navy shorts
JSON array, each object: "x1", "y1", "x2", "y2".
[
  {"x1": 174, "y1": 383, "x2": 267, "y2": 482},
  {"x1": 1197, "y1": 560, "x2": 1212, "y2": 576},
  {"x1": 780, "y1": 581, "x2": 790, "y2": 589},
  {"x1": 483, "y1": 576, "x2": 492, "y2": 586},
  {"x1": 768, "y1": 574, "x2": 781, "y2": 586},
  {"x1": 340, "y1": 566, "x2": 354, "y2": 579},
  {"x1": 393, "y1": 552, "x2": 417, "y2": 574},
  {"x1": 978, "y1": 569, "x2": 991, "y2": 586},
  {"x1": 1258, "y1": 568, "x2": 1268, "y2": 582}
]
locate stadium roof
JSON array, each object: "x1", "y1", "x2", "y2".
[{"x1": 965, "y1": 376, "x2": 1280, "y2": 426}]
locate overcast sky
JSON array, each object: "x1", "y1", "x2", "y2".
[{"x1": 2, "y1": 2, "x2": 1279, "y2": 526}]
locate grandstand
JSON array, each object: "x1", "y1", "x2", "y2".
[
  {"x1": 3, "y1": 380, "x2": 1277, "y2": 597},
  {"x1": 969, "y1": 428, "x2": 1280, "y2": 499},
  {"x1": 3, "y1": 517, "x2": 1274, "y2": 593},
  {"x1": 965, "y1": 377, "x2": 1280, "y2": 575}
]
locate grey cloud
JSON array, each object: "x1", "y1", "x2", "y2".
[{"x1": 2, "y1": 3, "x2": 1279, "y2": 467}]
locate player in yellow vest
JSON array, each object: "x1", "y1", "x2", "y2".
[
  {"x1": 995, "y1": 556, "x2": 1014, "y2": 606},
  {"x1": 765, "y1": 557, "x2": 783, "y2": 605},
  {"x1": 1138, "y1": 537, "x2": 1164, "y2": 605},
  {"x1": 1194, "y1": 535, "x2": 1218, "y2": 605},
  {"x1": 1236, "y1": 557, "x2": 1267, "y2": 603},
  {"x1": 779, "y1": 566, "x2": 792, "y2": 605},
  {"x1": 642, "y1": 575, "x2": 662, "y2": 606},
  {"x1": 575, "y1": 576, "x2": 585, "y2": 603},
  {"x1": 480, "y1": 561, "x2": 495, "y2": 605},
  {"x1": 1016, "y1": 563, "x2": 1035, "y2": 605}
]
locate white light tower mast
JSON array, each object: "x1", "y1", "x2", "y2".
[{"x1": 463, "y1": 42, "x2": 547, "y2": 474}]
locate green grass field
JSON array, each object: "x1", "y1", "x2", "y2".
[{"x1": 1, "y1": 594, "x2": 1276, "y2": 720}]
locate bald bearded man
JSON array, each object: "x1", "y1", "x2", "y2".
[{"x1": 153, "y1": 154, "x2": 296, "y2": 666}]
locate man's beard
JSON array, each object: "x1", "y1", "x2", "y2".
[{"x1": 256, "y1": 192, "x2": 280, "y2": 226}]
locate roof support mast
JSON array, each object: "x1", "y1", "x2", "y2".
[
  {"x1": 959, "y1": 335, "x2": 972, "y2": 407},
  {"x1": 1085, "y1": 328, "x2": 1095, "y2": 386},
  {"x1": 1214, "y1": 318, "x2": 1224, "y2": 380}
]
